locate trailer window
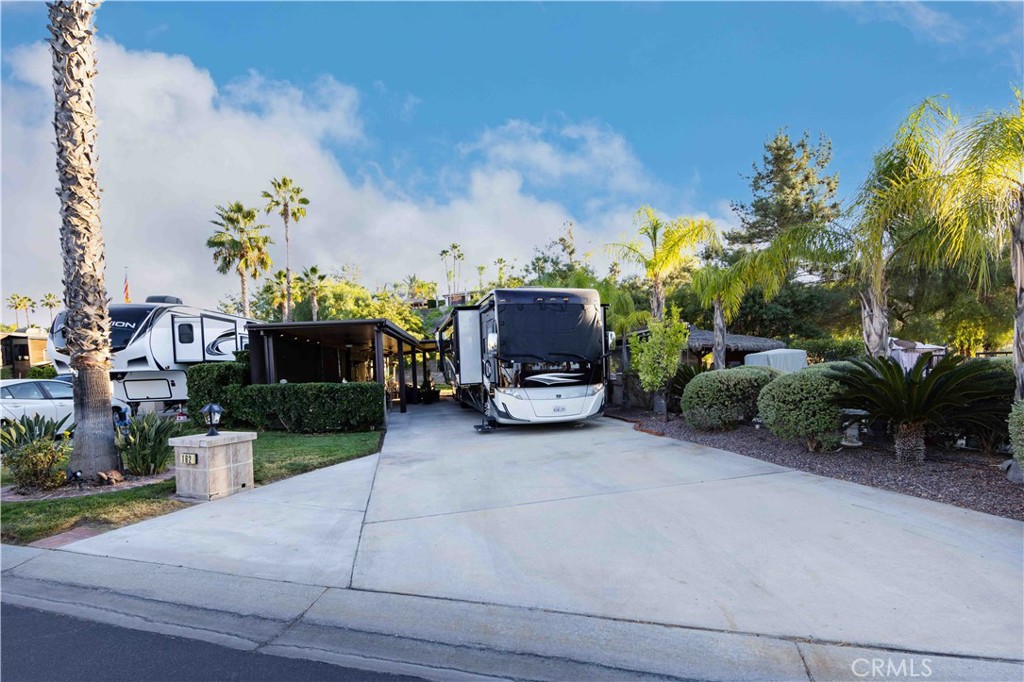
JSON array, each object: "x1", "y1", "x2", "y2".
[{"x1": 177, "y1": 324, "x2": 195, "y2": 344}]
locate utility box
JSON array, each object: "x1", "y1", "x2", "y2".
[{"x1": 169, "y1": 432, "x2": 256, "y2": 501}]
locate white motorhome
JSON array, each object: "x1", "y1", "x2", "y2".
[
  {"x1": 48, "y1": 296, "x2": 253, "y2": 410},
  {"x1": 437, "y1": 288, "x2": 613, "y2": 426}
]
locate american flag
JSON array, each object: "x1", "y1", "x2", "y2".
[{"x1": 123, "y1": 269, "x2": 131, "y2": 303}]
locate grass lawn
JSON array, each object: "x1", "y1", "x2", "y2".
[
  {"x1": 1, "y1": 430, "x2": 383, "y2": 545},
  {"x1": 253, "y1": 431, "x2": 382, "y2": 484}
]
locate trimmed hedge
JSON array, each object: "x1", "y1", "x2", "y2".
[
  {"x1": 681, "y1": 366, "x2": 781, "y2": 431},
  {"x1": 26, "y1": 364, "x2": 58, "y2": 379},
  {"x1": 186, "y1": 362, "x2": 250, "y2": 428},
  {"x1": 788, "y1": 338, "x2": 864, "y2": 364},
  {"x1": 230, "y1": 383, "x2": 385, "y2": 433},
  {"x1": 1009, "y1": 401, "x2": 1024, "y2": 465},
  {"x1": 758, "y1": 365, "x2": 847, "y2": 451}
]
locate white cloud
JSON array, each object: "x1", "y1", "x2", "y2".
[
  {"x1": 463, "y1": 119, "x2": 650, "y2": 196},
  {"x1": 840, "y1": 1, "x2": 966, "y2": 45},
  {"x1": 1, "y1": 38, "x2": 728, "y2": 321},
  {"x1": 0, "y1": 39, "x2": 601, "y2": 315}
]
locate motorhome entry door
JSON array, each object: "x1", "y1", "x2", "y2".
[{"x1": 172, "y1": 316, "x2": 204, "y2": 363}]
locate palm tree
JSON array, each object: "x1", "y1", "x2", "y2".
[
  {"x1": 691, "y1": 265, "x2": 748, "y2": 370},
  {"x1": 848, "y1": 99, "x2": 956, "y2": 358},
  {"x1": 595, "y1": 280, "x2": 651, "y2": 407},
  {"x1": 266, "y1": 270, "x2": 289, "y2": 320},
  {"x1": 21, "y1": 296, "x2": 37, "y2": 328},
  {"x1": 296, "y1": 265, "x2": 328, "y2": 321},
  {"x1": 6, "y1": 294, "x2": 23, "y2": 328},
  {"x1": 262, "y1": 177, "x2": 309, "y2": 322},
  {"x1": 930, "y1": 93, "x2": 1024, "y2": 396},
  {"x1": 607, "y1": 206, "x2": 718, "y2": 320},
  {"x1": 207, "y1": 202, "x2": 273, "y2": 318},
  {"x1": 48, "y1": 0, "x2": 117, "y2": 476},
  {"x1": 40, "y1": 293, "x2": 61, "y2": 325}
]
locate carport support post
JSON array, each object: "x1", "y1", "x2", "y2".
[
  {"x1": 421, "y1": 352, "x2": 428, "y2": 384},
  {"x1": 373, "y1": 328, "x2": 385, "y2": 384},
  {"x1": 411, "y1": 349, "x2": 418, "y2": 390},
  {"x1": 397, "y1": 341, "x2": 407, "y2": 413}
]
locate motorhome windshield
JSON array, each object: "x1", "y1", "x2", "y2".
[{"x1": 497, "y1": 302, "x2": 603, "y2": 363}]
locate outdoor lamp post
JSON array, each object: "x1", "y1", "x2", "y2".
[{"x1": 200, "y1": 403, "x2": 224, "y2": 437}]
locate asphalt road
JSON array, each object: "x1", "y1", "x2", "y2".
[{"x1": 0, "y1": 604, "x2": 426, "y2": 682}]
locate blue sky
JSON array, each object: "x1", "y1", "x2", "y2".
[{"x1": 2, "y1": 1, "x2": 1021, "y2": 313}]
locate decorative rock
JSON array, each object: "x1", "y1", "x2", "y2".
[
  {"x1": 1000, "y1": 459, "x2": 1023, "y2": 484},
  {"x1": 96, "y1": 470, "x2": 124, "y2": 485}
]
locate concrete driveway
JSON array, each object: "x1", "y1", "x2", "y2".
[
  {"x1": 4, "y1": 403, "x2": 1022, "y2": 680},
  {"x1": 355, "y1": 408, "x2": 1023, "y2": 660}
]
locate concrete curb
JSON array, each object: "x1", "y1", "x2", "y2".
[{"x1": 3, "y1": 546, "x2": 1020, "y2": 682}]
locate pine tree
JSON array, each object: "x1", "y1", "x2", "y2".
[{"x1": 728, "y1": 130, "x2": 840, "y2": 249}]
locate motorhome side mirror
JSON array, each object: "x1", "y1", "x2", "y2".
[
  {"x1": 486, "y1": 332, "x2": 498, "y2": 353},
  {"x1": 607, "y1": 331, "x2": 617, "y2": 351}
]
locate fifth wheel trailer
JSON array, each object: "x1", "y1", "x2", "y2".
[
  {"x1": 437, "y1": 288, "x2": 613, "y2": 426},
  {"x1": 47, "y1": 296, "x2": 254, "y2": 410}
]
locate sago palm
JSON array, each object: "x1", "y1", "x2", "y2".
[
  {"x1": 827, "y1": 353, "x2": 1010, "y2": 462},
  {"x1": 47, "y1": 0, "x2": 118, "y2": 476},
  {"x1": 607, "y1": 206, "x2": 718, "y2": 321},
  {"x1": 262, "y1": 177, "x2": 309, "y2": 322},
  {"x1": 207, "y1": 202, "x2": 273, "y2": 318}
]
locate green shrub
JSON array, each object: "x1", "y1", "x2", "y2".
[
  {"x1": 6, "y1": 438, "x2": 70, "y2": 490},
  {"x1": 233, "y1": 349, "x2": 250, "y2": 364},
  {"x1": 758, "y1": 368, "x2": 846, "y2": 451},
  {"x1": 232, "y1": 382, "x2": 385, "y2": 433},
  {"x1": 1009, "y1": 401, "x2": 1024, "y2": 465},
  {"x1": 116, "y1": 413, "x2": 187, "y2": 476},
  {"x1": 26, "y1": 364, "x2": 57, "y2": 379},
  {"x1": 788, "y1": 338, "x2": 864, "y2": 364},
  {"x1": 0, "y1": 366, "x2": 13, "y2": 379},
  {"x1": 1, "y1": 415, "x2": 74, "y2": 455},
  {"x1": 681, "y1": 366, "x2": 781, "y2": 431},
  {"x1": 186, "y1": 362, "x2": 249, "y2": 428}
]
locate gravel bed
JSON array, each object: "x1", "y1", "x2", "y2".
[{"x1": 606, "y1": 408, "x2": 1024, "y2": 521}]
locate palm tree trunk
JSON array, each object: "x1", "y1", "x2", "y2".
[
  {"x1": 239, "y1": 270, "x2": 250, "y2": 318},
  {"x1": 620, "y1": 336, "x2": 631, "y2": 408},
  {"x1": 651, "y1": 278, "x2": 664, "y2": 321},
  {"x1": 12, "y1": 308, "x2": 20, "y2": 328},
  {"x1": 1013, "y1": 188, "x2": 1024, "y2": 400},
  {"x1": 49, "y1": 0, "x2": 117, "y2": 477},
  {"x1": 284, "y1": 208, "x2": 292, "y2": 322},
  {"x1": 894, "y1": 421, "x2": 925, "y2": 462},
  {"x1": 859, "y1": 283, "x2": 890, "y2": 358},
  {"x1": 712, "y1": 297, "x2": 726, "y2": 370},
  {"x1": 311, "y1": 293, "x2": 319, "y2": 322}
]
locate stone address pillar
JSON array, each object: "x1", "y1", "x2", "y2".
[{"x1": 169, "y1": 432, "x2": 256, "y2": 501}]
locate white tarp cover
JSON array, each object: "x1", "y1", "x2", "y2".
[
  {"x1": 889, "y1": 338, "x2": 946, "y2": 372},
  {"x1": 744, "y1": 348, "x2": 808, "y2": 374}
]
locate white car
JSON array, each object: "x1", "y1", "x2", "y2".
[{"x1": 0, "y1": 379, "x2": 128, "y2": 427}]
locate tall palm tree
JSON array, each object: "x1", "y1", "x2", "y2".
[
  {"x1": 207, "y1": 202, "x2": 273, "y2": 318},
  {"x1": 40, "y1": 293, "x2": 61, "y2": 325},
  {"x1": 48, "y1": 0, "x2": 117, "y2": 476},
  {"x1": 607, "y1": 206, "x2": 718, "y2": 320},
  {"x1": 296, "y1": 265, "x2": 328, "y2": 321},
  {"x1": 262, "y1": 177, "x2": 309, "y2": 322}
]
